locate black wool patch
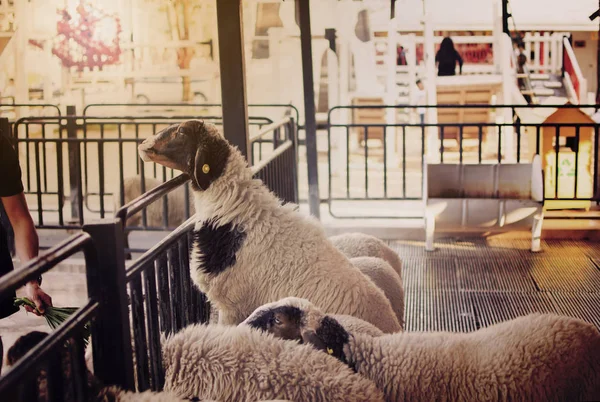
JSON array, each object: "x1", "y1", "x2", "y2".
[
  {"x1": 316, "y1": 316, "x2": 352, "y2": 368},
  {"x1": 193, "y1": 218, "x2": 246, "y2": 276}
]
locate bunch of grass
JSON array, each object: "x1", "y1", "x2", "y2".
[{"x1": 14, "y1": 297, "x2": 91, "y2": 348}]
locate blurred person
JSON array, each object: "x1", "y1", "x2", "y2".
[
  {"x1": 435, "y1": 37, "x2": 463, "y2": 76},
  {"x1": 413, "y1": 79, "x2": 427, "y2": 125}
]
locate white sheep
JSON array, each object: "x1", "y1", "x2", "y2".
[
  {"x1": 207, "y1": 257, "x2": 404, "y2": 330},
  {"x1": 349, "y1": 256, "x2": 404, "y2": 327},
  {"x1": 329, "y1": 232, "x2": 403, "y2": 279},
  {"x1": 160, "y1": 323, "x2": 385, "y2": 402},
  {"x1": 114, "y1": 175, "x2": 195, "y2": 228},
  {"x1": 138, "y1": 120, "x2": 401, "y2": 333},
  {"x1": 244, "y1": 297, "x2": 600, "y2": 402}
]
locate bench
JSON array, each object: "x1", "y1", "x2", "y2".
[{"x1": 423, "y1": 155, "x2": 544, "y2": 252}]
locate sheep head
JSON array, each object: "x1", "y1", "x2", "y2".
[
  {"x1": 138, "y1": 120, "x2": 231, "y2": 191},
  {"x1": 241, "y1": 297, "x2": 351, "y2": 365}
]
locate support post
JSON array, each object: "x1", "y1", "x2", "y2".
[
  {"x1": 66, "y1": 106, "x2": 83, "y2": 224},
  {"x1": 215, "y1": 0, "x2": 251, "y2": 163},
  {"x1": 83, "y1": 218, "x2": 135, "y2": 390},
  {"x1": 297, "y1": 0, "x2": 321, "y2": 219}
]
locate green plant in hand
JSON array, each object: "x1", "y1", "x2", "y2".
[{"x1": 14, "y1": 297, "x2": 91, "y2": 348}]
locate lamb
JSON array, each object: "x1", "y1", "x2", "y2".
[
  {"x1": 160, "y1": 323, "x2": 385, "y2": 402},
  {"x1": 114, "y1": 175, "x2": 195, "y2": 229},
  {"x1": 138, "y1": 119, "x2": 401, "y2": 333},
  {"x1": 244, "y1": 297, "x2": 600, "y2": 402},
  {"x1": 349, "y1": 256, "x2": 404, "y2": 327},
  {"x1": 329, "y1": 232, "x2": 403, "y2": 279}
]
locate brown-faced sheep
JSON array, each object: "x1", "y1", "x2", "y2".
[
  {"x1": 138, "y1": 120, "x2": 401, "y2": 333},
  {"x1": 160, "y1": 323, "x2": 385, "y2": 402},
  {"x1": 244, "y1": 297, "x2": 600, "y2": 402}
]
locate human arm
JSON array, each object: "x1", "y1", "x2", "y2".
[
  {"x1": 1, "y1": 193, "x2": 52, "y2": 314},
  {"x1": 0, "y1": 135, "x2": 52, "y2": 314}
]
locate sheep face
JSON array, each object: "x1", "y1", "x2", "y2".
[
  {"x1": 138, "y1": 120, "x2": 231, "y2": 191},
  {"x1": 245, "y1": 305, "x2": 305, "y2": 341},
  {"x1": 243, "y1": 297, "x2": 351, "y2": 366},
  {"x1": 6, "y1": 330, "x2": 49, "y2": 366}
]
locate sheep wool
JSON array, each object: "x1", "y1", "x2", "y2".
[
  {"x1": 138, "y1": 120, "x2": 401, "y2": 333},
  {"x1": 329, "y1": 232, "x2": 403, "y2": 280},
  {"x1": 246, "y1": 297, "x2": 600, "y2": 402},
  {"x1": 96, "y1": 386, "x2": 191, "y2": 402},
  {"x1": 160, "y1": 323, "x2": 385, "y2": 402},
  {"x1": 350, "y1": 256, "x2": 404, "y2": 328},
  {"x1": 330, "y1": 314, "x2": 384, "y2": 337}
]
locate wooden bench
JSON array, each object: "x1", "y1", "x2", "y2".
[{"x1": 423, "y1": 155, "x2": 544, "y2": 252}]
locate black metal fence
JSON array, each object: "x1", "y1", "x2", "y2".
[
  {"x1": 7, "y1": 105, "x2": 297, "y2": 232},
  {"x1": 327, "y1": 104, "x2": 600, "y2": 218},
  {"x1": 0, "y1": 231, "x2": 118, "y2": 400},
  {"x1": 0, "y1": 116, "x2": 299, "y2": 398}
]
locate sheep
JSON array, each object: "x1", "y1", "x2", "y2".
[
  {"x1": 4, "y1": 331, "x2": 189, "y2": 402},
  {"x1": 350, "y1": 256, "x2": 404, "y2": 327},
  {"x1": 207, "y1": 258, "x2": 403, "y2": 330},
  {"x1": 160, "y1": 323, "x2": 385, "y2": 402},
  {"x1": 329, "y1": 232, "x2": 403, "y2": 279},
  {"x1": 114, "y1": 175, "x2": 195, "y2": 229},
  {"x1": 138, "y1": 119, "x2": 401, "y2": 333},
  {"x1": 244, "y1": 297, "x2": 600, "y2": 402}
]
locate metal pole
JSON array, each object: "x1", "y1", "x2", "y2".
[
  {"x1": 83, "y1": 219, "x2": 135, "y2": 390},
  {"x1": 215, "y1": 0, "x2": 251, "y2": 163},
  {"x1": 66, "y1": 106, "x2": 83, "y2": 224},
  {"x1": 297, "y1": 0, "x2": 320, "y2": 219}
]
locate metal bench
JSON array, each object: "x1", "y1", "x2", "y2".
[{"x1": 423, "y1": 155, "x2": 544, "y2": 252}]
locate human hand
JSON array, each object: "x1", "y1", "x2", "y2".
[{"x1": 24, "y1": 282, "x2": 53, "y2": 316}]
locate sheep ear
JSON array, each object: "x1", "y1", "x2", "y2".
[
  {"x1": 301, "y1": 329, "x2": 328, "y2": 352},
  {"x1": 193, "y1": 147, "x2": 211, "y2": 191}
]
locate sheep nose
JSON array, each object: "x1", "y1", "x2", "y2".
[{"x1": 138, "y1": 138, "x2": 155, "y2": 153}]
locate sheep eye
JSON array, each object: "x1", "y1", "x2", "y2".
[{"x1": 274, "y1": 317, "x2": 282, "y2": 325}]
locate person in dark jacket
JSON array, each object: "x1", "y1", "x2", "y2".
[
  {"x1": 0, "y1": 134, "x2": 52, "y2": 320},
  {"x1": 435, "y1": 37, "x2": 463, "y2": 76}
]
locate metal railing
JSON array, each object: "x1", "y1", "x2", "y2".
[
  {"x1": 0, "y1": 230, "x2": 133, "y2": 399},
  {"x1": 0, "y1": 115, "x2": 299, "y2": 398},
  {"x1": 9, "y1": 106, "x2": 296, "y2": 232},
  {"x1": 327, "y1": 104, "x2": 600, "y2": 218}
]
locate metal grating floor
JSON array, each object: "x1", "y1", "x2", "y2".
[{"x1": 389, "y1": 238, "x2": 600, "y2": 332}]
